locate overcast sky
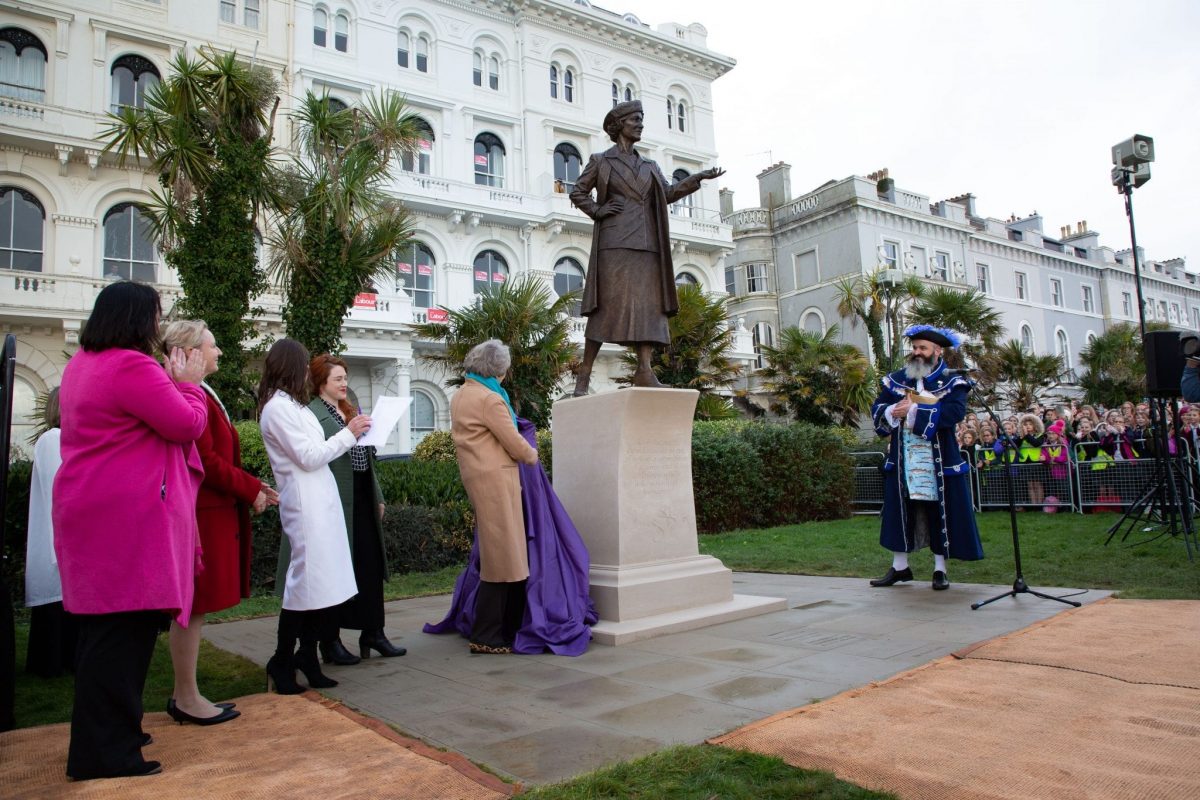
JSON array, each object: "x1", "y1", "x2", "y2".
[{"x1": 627, "y1": 0, "x2": 1199, "y2": 268}]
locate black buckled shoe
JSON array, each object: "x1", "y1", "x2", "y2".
[
  {"x1": 932, "y1": 570, "x2": 950, "y2": 590},
  {"x1": 869, "y1": 567, "x2": 913, "y2": 587}
]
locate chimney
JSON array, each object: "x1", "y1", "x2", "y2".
[
  {"x1": 719, "y1": 187, "x2": 734, "y2": 218},
  {"x1": 756, "y1": 162, "x2": 791, "y2": 210}
]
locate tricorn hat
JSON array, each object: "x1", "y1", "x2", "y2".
[
  {"x1": 603, "y1": 100, "x2": 643, "y2": 133},
  {"x1": 903, "y1": 324, "x2": 963, "y2": 349}
]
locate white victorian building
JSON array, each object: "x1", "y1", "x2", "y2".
[{"x1": 0, "y1": 0, "x2": 743, "y2": 453}]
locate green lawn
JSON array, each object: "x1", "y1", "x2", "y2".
[{"x1": 699, "y1": 511, "x2": 1200, "y2": 599}]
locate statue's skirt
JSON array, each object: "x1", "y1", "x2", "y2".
[{"x1": 584, "y1": 248, "x2": 670, "y2": 346}]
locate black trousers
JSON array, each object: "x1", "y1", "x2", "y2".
[
  {"x1": 26, "y1": 602, "x2": 78, "y2": 678},
  {"x1": 277, "y1": 606, "x2": 337, "y2": 658},
  {"x1": 67, "y1": 611, "x2": 163, "y2": 779},
  {"x1": 470, "y1": 580, "x2": 527, "y2": 648},
  {"x1": 335, "y1": 471, "x2": 386, "y2": 633}
]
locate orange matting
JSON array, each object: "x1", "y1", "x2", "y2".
[
  {"x1": 711, "y1": 598, "x2": 1200, "y2": 800},
  {"x1": 0, "y1": 691, "x2": 515, "y2": 800}
]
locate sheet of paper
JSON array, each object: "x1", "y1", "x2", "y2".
[{"x1": 357, "y1": 395, "x2": 412, "y2": 448}]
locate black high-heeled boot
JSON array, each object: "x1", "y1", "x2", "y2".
[
  {"x1": 295, "y1": 646, "x2": 338, "y2": 688},
  {"x1": 359, "y1": 629, "x2": 406, "y2": 658},
  {"x1": 320, "y1": 638, "x2": 361, "y2": 665},
  {"x1": 266, "y1": 654, "x2": 306, "y2": 695}
]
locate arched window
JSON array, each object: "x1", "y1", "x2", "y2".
[
  {"x1": 1056, "y1": 329, "x2": 1070, "y2": 368},
  {"x1": 670, "y1": 168, "x2": 693, "y2": 218},
  {"x1": 549, "y1": 64, "x2": 558, "y2": 99},
  {"x1": 488, "y1": 55, "x2": 500, "y2": 90},
  {"x1": 473, "y1": 52, "x2": 483, "y2": 86},
  {"x1": 677, "y1": 101, "x2": 687, "y2": 133},
  {"x1": 1020, "y1": 324, "x2": 1034, "y2": 352},
  {"x1": 325, "y1": 96, "x2": 348, "y2": 113},
  {"x1": 473, "y1": 250, "x2": 509, "y2": 294},
  {"x1": 473, "y1": 133, "x2": 505, "y2": 187},
  {"x1": 0, "y1": 187, "x2": 44, "y2": 271},
  {"x1": 611, "y1": 81, "x2": 618, "y2": 107},
  {"x1": 624, "y1": 84, "x2": 633, "y2": 102},
  {"x1": 103, "y1": 203, "x2": 157, "y2": 282},
  {"x1": 334, "y1": 12, "x2": 350, "y2": 52},
  {"x1": 611, "y1": 79, "x2": 633, "y2": 106},
  {"x1": 402, "y1": 118, "x2": 435, "y2": 174},
  {"x1": 110, "y1": 55, "x2": 160, "y2": 113},
  {"x1": 397, "y1": 31, "x2": 410, "y2": 67},
  {"x1": 802, "y1": 311, "x2": 824, "y2": 334},
  {"x1": 410, "y1": 388, "x2": 436, "y2": 448},
  {"x1": 666, "y1": 96, "x2": 674, "y2": 129},
  {"x1": 554, "y1": 256, "x2": 585, "y2": 316},
  {"x1": 396, "y1": 240, "x2": 435, "y2": 308},
  {"x1": 563, "y1": 68, "x2": 574, "y2": 103},
  {"x1": 674, "y1": 271, "x2": 698, "y2": 287},
  {"x1": 752, "y1": 321, "x2": 774, "y2": 369},
  {"x1": 313, "y1": 7, "x2": 328, "y2": 47},
  {"x1": 0, "y1": 28, "x2": 47, "y2": 103},
  {"x1": 553, "y1": 142, "x2": 582, "y2": 192},
  {"x1": 415, "y1": 36, "x2": 429, "y2": 72}
]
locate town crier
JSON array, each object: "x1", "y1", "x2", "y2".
[{"x1": 869, "y1": 324, "x2": 983, "y2": 591}]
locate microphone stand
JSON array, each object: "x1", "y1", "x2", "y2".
[{"x1": 968, "y1": 381, "x2": 1081, "y2": 610}]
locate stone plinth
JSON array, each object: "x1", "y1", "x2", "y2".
[{"x1": 553, "y1": 388, "x2": 785, "y2": 645}]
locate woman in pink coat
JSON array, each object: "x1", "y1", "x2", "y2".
[{"x1": 53, "y1": 281, "x2": 208, "y2": 781}]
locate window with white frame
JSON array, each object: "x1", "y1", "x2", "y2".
[
  {"x1": 752, "y1": 321, "x2": 774, "y2": 369},
  {"x1": 1015, "y1": 271, "x2": 1027, "y2": 300},
  {"x1": 933, "y1": 251, "x2": 950, "y2": 281},
  {"x1": 474, "y1": 50, "x2": 500, "y2": 90},
  {"x1": 397, "y1": 31, "x2": 410, "y2": 67},
  {"x1": 1056, "y1": 329, "x2": 1070, "y2": 369},
  {"x1": 488, "y1": 54, "x2": 499, "y2": 89},
  {"x1": 976, "y1": 263, "x2": 990, "y2": 294},
  {"x1": 1158, "y1": 300, "x2": 1168, "y2": 321},
  {"x1": 398, "y1": 29, "x2": 430, "y2": 72},
  {"x1": 880, "y1": 241, "x2": 899, "y2": 269},
  {"x1": 0, "y1": 28, "x2": 47, "y2": 103},
  {"x1": 553, "y1": 143, "x2": 582, "y2": 192},
  {"x1": 103, "y1": 203, "x2": 157, "y2": 282},
  {"x1": 610, "y1": 79, "x2": 634, "y2": 107},
  {"x1": 313, "y1": 7, "x2": 328, "y2": 47},
  {"x1": 802, "y1": 311, "x2": 823, "y2": 334},
  {"x1": 473, "y1": 132, "x2": 504, "y2": 187},
  {"x1": 909, "y1": 246, "x2": 927, "y2": 278},
  {"x1": 0, "y1": 186, "x2": 44, "y2": 271},
  {"x1": 401, "y1": 118, "x2": 434, "y2": 174},
  {"x1": 473, "y1": 250, "x2": 508, "y2": 293},
  {"x1": 669, "y1": 169, "x2": 693, "y2": 217},
  {"x1": 554, "y1": 256, "x2": 585, "y2": 316},
  {"x1": 794, "y1": 249, "x2": 818, "y2": 288},
  {"x1": 410, "y1": 389, "x2": 436, "y2": 449},
  {"x1": 1020, "y1": 324, "x2": 1034, "y2": 352},
  {"x1": 550, "y1": 63, "x2": 575, "y2": 102},
  {"x1": 472, "y1": 52, "x2": 482, "y2": 86},
  {"x1": 724, "y1": 264, "x2": 736, "y2": 294},
  {"x1": 1082, "y1": 285, "x2": 1094, "y2": 313},
  {"x1": 220, "y1": 0, "x2": 259, "y2": 28},
  {"x1": 415, "y1": 35, "x2": 429, "y2": 72},
  {"x1": 1192, "y1": 307, "x2": 1200, "y2": 330},
  {"x1": 1122, "y1": 292, "x2": 1133, "y2": 317},
  {"x1": 676, "y1": 99, "x2": 687, "y2": 132},
  {"x1": 334, "y1": 11, "x2": 349, "y2": 52},
  {"x1": 1050, "y1": 278, "x2": 1063, "y2": 307},
  {"x1": 110, "y1": 55, "x2": 160, "y2": 113},
  {"x1": 665, "y1": 96, "x2": 673, "y2": 129},
  {"x1": 747, "y1": 263, "x2": 769, "y2": 293},
  {"x1": 395, "y1": 240, "x2": 435, "y2": 308},
  {"x1": 1170, "y1": 302, "x2": 1181, "y2": 323}
]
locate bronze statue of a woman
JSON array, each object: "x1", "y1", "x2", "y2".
[{"x1": 568, "y1": 100, "x2": 724, "y2": 396}]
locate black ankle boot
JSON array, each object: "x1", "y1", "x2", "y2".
[
  {"x1": 295, "y1": 647, "x2": 338, "y2": 688},
  {"x1": 359, "y1": 629, "x2": 406, "y2": 658},
  {"x1": 320, "y1": 638, "x2": 361, "y2": 666},
  {"x1": 266, "y1": 654, "x2": 306, "y2": 695}
]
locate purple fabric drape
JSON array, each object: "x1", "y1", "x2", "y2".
[{"x1": 423, "y1": 419, "x2": 597, "y2": 655}]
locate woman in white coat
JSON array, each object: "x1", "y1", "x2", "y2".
[
  {"x1": 25, "y1": 387, "x2": 78, "y2": 677},
  {"x1": 257, "y1": 339, "x2": 371, "y2": 694}
]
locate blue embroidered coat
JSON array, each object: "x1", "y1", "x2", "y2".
[{"x1": 871, "y1": 360, "x2": 984, "y2": 560}]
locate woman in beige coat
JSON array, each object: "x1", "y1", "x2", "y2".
[{"x1": 450, "y1": 340, "x2": 538, "y2": 654}]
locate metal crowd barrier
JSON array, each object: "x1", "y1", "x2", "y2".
[{"x1": 848, "y1": 441, "x2": 1200, "y2": 516}]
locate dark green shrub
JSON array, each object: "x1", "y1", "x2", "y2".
[
  {"x1": 248, "y1": 507, "x2": 283, "y2": 592},
  {"x1": 376, "y1": 459, "x2": 468, "y2": 506},
  {"x1": 234, "y1": 419, "x2": 272, "y2": 481},
  {"x1": 381, "y1": 503, "x2": 473, "y2": 574},
  {"x1": 691, "y1": 422, "x2": 761, "y2": 533},
  {"x1": 412, "y1": 430, "x2": 455, "y2": 462},
  {"x1": 536, "y1": 428, "x2": 553, "y2": 481},
  {"x1": 3, "y1": 460, "x2": 32, "y2": 606}
]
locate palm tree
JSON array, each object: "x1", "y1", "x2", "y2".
[
  {"x1": 757, "y1": 324, "x2": 873, "y2": 426},
  {"x1": 979, "y1": 340, "x2": 1064, "y2": 411},
  {"x1": 409, "y1": 274, "x2": 577, "y2": 428},
  {"x1": 100, "y1": 49, "x2": 281, "y2": 415},
  {"x1": 907, "y1": 286, "x2": 1004, "y2": 368},
  {"x1": 834, "y1": 268, "x2": 924, "y2": 373},
  {"x1": 270, "y1": 90, "x2": 422, "y2": 356},
  {"x1": 616, "y1": 283, "x2": 743, "y2": 419},
  {"x1": 1078, "y1": 321, "x2": 1168, "y2": 406}
]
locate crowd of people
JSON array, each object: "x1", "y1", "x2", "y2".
[{"x1": 21, "y1": 282, "x2": 595, "y2": 781}]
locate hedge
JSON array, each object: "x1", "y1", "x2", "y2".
[{"x1": 3, "y1": 418, "x2": 852, "y2": 602}]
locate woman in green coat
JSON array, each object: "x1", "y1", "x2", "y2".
[{"x1": 308, "y1": 354, "x2": 405, "y2": 664}]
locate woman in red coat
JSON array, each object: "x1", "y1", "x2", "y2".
[{"x1": 161, "y1": 320, "x2": 278, "y2": 725}]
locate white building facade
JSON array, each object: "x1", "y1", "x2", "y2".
[
  {"x1": 722, "y1": 162, "x2": 1196, "y2": 393},
  {"x1": 0, "y1": 0, "x2": 739, "y2": 453}
]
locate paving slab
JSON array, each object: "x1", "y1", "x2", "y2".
[{"x1": 204, "y1": 572, "x2": 1108, "y2": 785}]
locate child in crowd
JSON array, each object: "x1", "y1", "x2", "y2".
[
  {"x1": 1042, "y1": 420, "x2": 1070, "y2": 511},
  {"x1": 1017, "y1": 413, "x2": 1046, "y2": 505}
]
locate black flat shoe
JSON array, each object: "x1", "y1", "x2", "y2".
[
  {"x1": 932, "y1": 570, "x2": 950, "y2": 590},
  {"x1": 166, "y1": 699, "x2": 241, "y2": 726},
  {"x1": 360, "y1": 630, "x2": 406, "y2": 658},
  {"x1": 69, "y1": 760, "x2": 163, "y2": 781},
  {"x1": 215, "y1": 701, "x2": 236, "y2": 710},
  {"x1": 320, "y1": 638, "x2": 361, "y2": 666},
  {"x1": 869, "y1": 566, "x2": 913, "y2": 587}
]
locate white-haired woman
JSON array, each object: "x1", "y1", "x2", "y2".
[
  {"x1": 450, "y1": 340, "x2": 538, "y2": 653},
  {"x1": 160, "y1": 320, "x2": 278, "y2": 725}
]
